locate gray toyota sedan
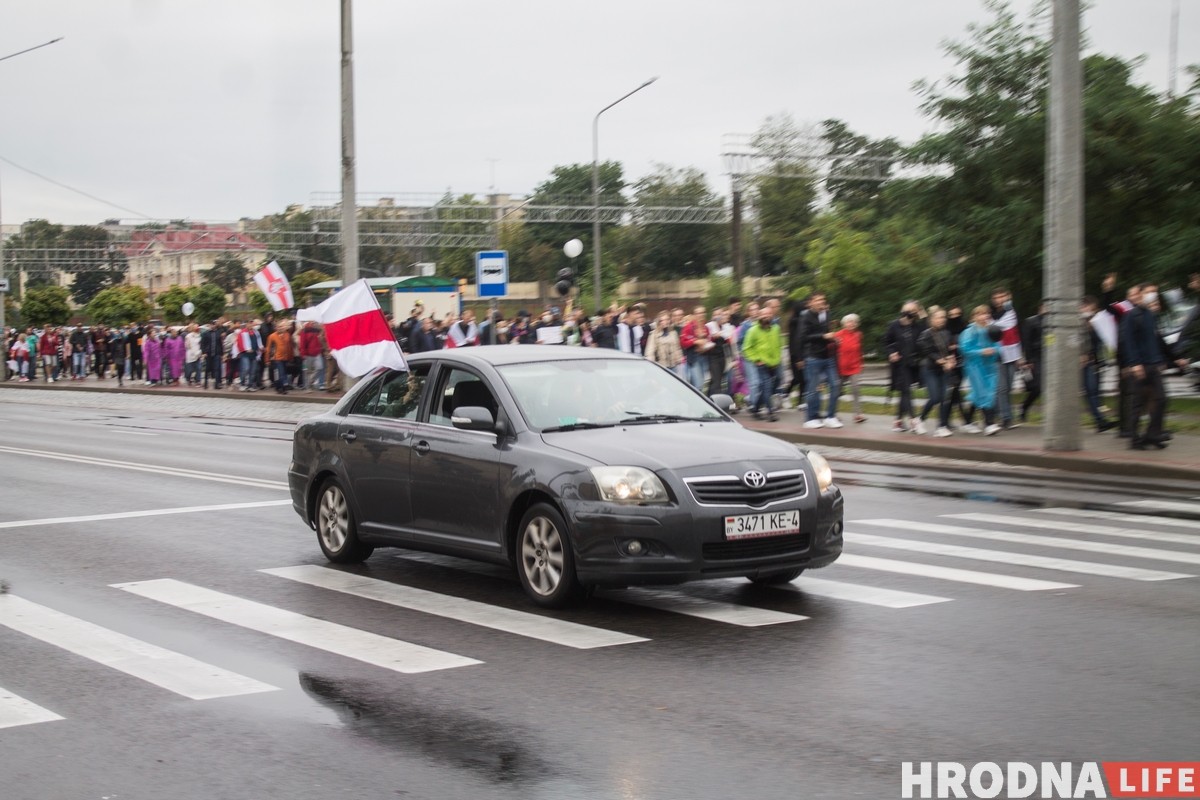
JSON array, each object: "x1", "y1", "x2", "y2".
[{"x1": 289, "y1": 347, "x2": 843, "y2": 607}]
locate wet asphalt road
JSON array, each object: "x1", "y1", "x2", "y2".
[{"x1": 2, "y1": 399, "x2": 1200, "y2": 800}]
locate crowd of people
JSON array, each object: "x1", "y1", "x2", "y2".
[
  {"x1": 7, "y1": 272, "x2": 1196, "y2": 450},
  {"x1": 4, "y1": 311, "x2": 338, "y2": 395}
]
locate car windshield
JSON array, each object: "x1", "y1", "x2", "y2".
[{"x1": 497, "y1": 358, "x2": 726, "y2": 432}]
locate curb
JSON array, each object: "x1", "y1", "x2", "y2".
[
  {"x1": 0, "y1": 381, "x2": 339, "y2": 405},
  {"x1": 755, "y1": 427, "x2": 1200, "y2": 484}
]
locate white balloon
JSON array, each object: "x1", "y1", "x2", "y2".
[
  {"x1": 563, "y1": 239, "x2": 583, "y2": 258},
  {"x1": 181, "y1": 302, "x2": 195, "y2": 316}
]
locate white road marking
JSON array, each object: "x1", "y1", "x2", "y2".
[
  {"x1": 0, "y1": 595, "x2": 279, "y2": 700},
  {"x1": 774, "y1": 575, "x2": 953, "y2": 608},
  {"x1": 113, "y1": 579, "x2": 480, "y2": 674},
  {"x1": 0, "y1": 445, "x2": 287, "y2": 490},
  {"x1": 0, "y1": 686, "x2": 64, "y2": 729},
  {"x1": 118, "y1": 430, "x2": 158, "y2": 436},
  {"x1": 1119, "y1": 499, "x2": 1200, "y2": 514},
  {"x1": 846, "y1": 532, "x2": 1183, "y2": 581},
  {"x1": 837, "y1": 551, "x2": 1079, "y2": 591},
  {"x1": 950, "y1": 512, "x2": 1200, "y2": 548},
  {"x1": 262, "y1": 565, "x2": 647, "y2": 649},
  {"x1": 857, "y1": 519, "x2": 1200, "y2": 568},
  {"x1": 0, "y1": 500, "x2": 292, "y2": 530},
  {"x1": 597, "y1": 587, "x2": 807, "y2": 626},
  {"x1": 1040, "y1": 507, "x2": 1200, "y2": 532}
]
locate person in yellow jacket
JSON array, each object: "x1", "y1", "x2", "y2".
[{"x1": 742, "y1": 305, "x2": 782, "y2": 421}]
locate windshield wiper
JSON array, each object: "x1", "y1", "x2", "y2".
[
  {"x1": 541, "y1": 421, "x2": 616, "y2": 432},
  {"x1": 619, "y1": 414, "x2": 718, "y2": 424}
]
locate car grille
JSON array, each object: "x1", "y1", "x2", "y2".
[
  {"x1": 685, "y1": 471, "x2": 807, "y2": 508},
  {"x1": 702, "y1": 533, "x2": 811, "y2": 562}
]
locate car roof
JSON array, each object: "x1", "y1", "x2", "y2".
[{"x1": 406, "y1": 347, "x2": 643, "y2": 368}]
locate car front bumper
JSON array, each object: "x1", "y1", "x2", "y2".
[{"x1": 566, "y1": 485, "x2": 843, "y2": 586}]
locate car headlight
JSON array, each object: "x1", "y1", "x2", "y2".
[
  {"x1": 806, "y1": 451, "x2": 834, "y2": 492},
  {"x1": 588, "y1": 467, "x2": 669, "y2": 504}
]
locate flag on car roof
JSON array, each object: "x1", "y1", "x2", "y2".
[
  {"x1": 252, "y1": 260, "x2": 295, "y2": 311},
  {"x1": 296, "y1": 279, "x2": 407, "y2": 377}
]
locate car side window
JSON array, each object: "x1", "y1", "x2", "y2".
[
  {"x1": 375, "y1": 365, "x2": 430, "y2": 420},
  {"x1": 349, "y1": 376, "x2": 383, "y2": 416},
  {"x1": 427, "y1": 367, "x2": 499, "y2": 427}
]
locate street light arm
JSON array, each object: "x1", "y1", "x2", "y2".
[{"x1": 0, "y1": 37, "x2": 64, "y2": 64}]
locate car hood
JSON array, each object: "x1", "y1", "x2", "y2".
[{"x1": 541, "y1": 421, "x2": 805, "y2": 471}]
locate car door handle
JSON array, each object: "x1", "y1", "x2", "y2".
[
  {"x1": 413, "y1": 440, "x2": 430, "y2": 455},
  {"x1": 340, "y1": 430, "x2": 357, "y2": 443}
]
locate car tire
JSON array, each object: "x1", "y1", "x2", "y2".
[
  {"x1": 315, "y1": 478, "x2": 374, "y2": 564},
  {"x1": 515, "y1": 503, "x2": 583, "y2": 608},
  {"x1": 749, "y1": 568, "x2": 804, "y2": 586}
]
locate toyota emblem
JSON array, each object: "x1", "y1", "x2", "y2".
[{"x1": 742, "y1": 470, "x2": 767, "y2": 489}]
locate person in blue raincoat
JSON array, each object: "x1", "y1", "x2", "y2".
[{"x1": 957, "y1": 304, "x2": 1002, "y2": 435}]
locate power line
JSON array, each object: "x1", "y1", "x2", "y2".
[
  {"x1": 0, "y1": 37, "x2": 63, "y2": 64},
  {"x1": 0, "y1": 154, "x2": 153, "y2": 219}
]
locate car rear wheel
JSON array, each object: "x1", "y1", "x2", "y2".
[
  {"x1": 516, "y1": 503, "x2": 582, "y2": 608},
  {"x1": 315, "y1": 478, "x2": 374, "y2": 564},
  {"x1": 749, "y1": 568, "x2": 804, "y2": 586}
]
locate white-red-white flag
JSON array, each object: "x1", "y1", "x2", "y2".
[
  {"x1": 253, "y1": 261, "x2": 294, "y2": 311},
  {"x1": 296, "y1": 279, "x2": 406, "y2": 377}
]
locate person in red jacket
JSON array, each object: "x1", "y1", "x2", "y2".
[
  {"x1": 834, "y1": 313, "x2": 865, "y2": 423},
  {"x1": 299, "y1": 321, "x2": 325, "y2": 391}
]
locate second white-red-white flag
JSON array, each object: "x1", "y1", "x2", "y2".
[{"x1": 296, "y1": 279, "x2": 407, "y2": 377}]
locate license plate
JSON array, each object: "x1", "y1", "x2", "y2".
[{"x1": 724, "y1": 510, "x2": 800, "y2": 540}]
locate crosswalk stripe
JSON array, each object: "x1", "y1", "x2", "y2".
[
  {"x1": 1040, "y1": 507, "x2": 1200, "y2": 532},
  {"x1": 1119, "y1": 499, "x2": 1200, "y2": 514},
  {"x1": 0, "y1": 686, "x2": 64, "y2": 729},
  {"x1": 262, "y1": 565, "x2": 647, "y2": 649},
  {"x1": 0, "y1": 594, "x2": 279, "y2": 700},
  {"x1": 113, "y1": 579, "x2": 480, "y2": 674},
  {"x1": 771, "y1": 576, "x2": 952, "y2": 608},
  {"x1": 0, "y1": 500, "x2": 293, "y2": 530},
  {"x1": 950, "y1": 512, "x2": 1200, "y2": 548},
  {"x1": 857, "y1": 519, "x2": 1200, "y2": 568},
  {"x1": 846, "y1": 532, "x2": 1184, "y2": 581},
  {"x1": 596, "y1": 587, "x2": 807, "y2": 626},
  {"x1": 837, "y1": 551, "x2": 1078, "y2": 591}
]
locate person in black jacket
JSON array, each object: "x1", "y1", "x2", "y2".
[
  {"x1": 882, "y1": 300, "x2": 923, "y2": 432},
  {"x1": 786, "y1": 299, "x2": 808, "y2": 410},
  {"x1": 1121, "y1": 291, "x2": 1169, "y2": 449},
  {"x1": 1019, "y1": 302, "x2": 1045, "y2": 422},
  {"x1": 797, "y1": 293, "x2": 841, "y2": 428},
  {"x1": 200, "y1": 321, "x2": 226, "y2": 389},
  {"x1": 916, "y1": 308, "x2": 957, "y2": 436},
  {"x1": 408, "y1": 317, "x2": 438, "y2": 353}
]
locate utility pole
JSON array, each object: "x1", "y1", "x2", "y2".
[
  {"x1": 1169, "y1": 0, "x2": 1181, "y2": 98},
  {"x1": 1043, "y1": 0, "x2": 1084, "y2": 451},
  {"x1": 731, "y1": 178, "x2": 743, "y2": 287},
  {"x1": 340, "y1": 0, "x2": 359, "y2": 388},
  {"x1": 592, "y1": 77, "x2": 657, "y2": 310}
]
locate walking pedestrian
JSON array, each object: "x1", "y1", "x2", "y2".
[
  {"x1": 92, "y1": 325, "x2": 110, "y2": 380},
  {"x1": 917, "y1": 308, "x2": 957, "y2": 437},
  {"x1": 958, "y1": 305, "x2": 1002, "y2": 435},
  {"x1": 1019, "y1": 302, "x2": 1045, "y2": 423},
  {"x1": 798, "y1": 293, "x2": 841, "y2": 429},
  {"x1": 680, "y1": 306, "x2": 711, "y2": 391},
  {"x1": 129, "y1": 325, "x2": 144, "y2": 382},
  {"x1": 645, "y1": 311, "x2": 683, "y2": 373},
  {"x1": 184, "y1": 324, "x2": 202, "y2": 386},
  {"x1": 201, "y1": 321, "x2": 225, "y2": 389},
  {"x1": 164, "y1": 328, "x2": 185, "y2": 386},
  {"x1": 834, "y1": 314, "x2": 865, "y2": 424},
  {"x1": 743, "y1": 305, "x2": 782, "y2": 422},
  {"x1": 143, "y1": 327, "x2": 163, "y2": 385},
  {"x1": 299, "y1": 321, "x2": 325, "y2": 391},
  {"x1": 39, "y1": 327, "x2": 62, "y2": 382},
  {"x1": 69, "y1": 326, "x2": 88, "y2": 380},
  {"x1": 989, "y1": 287, "x2": 1024, "y2": 429},
  {"x1": 882, "y1": 300, "x2": 922, "y2": 432},
  {"x1": 1080, "y1": 296, "x2": 1116, "y2": 432},
  {"x1": 786, "y1": 299, "x2": 809, "y2": 410},
  {"x1": 1121, "y1": 289, "x2": 1170, "y2": 449},
  {"x1": 266, "y1": 320, "x2": 295, "y2": 394},
  {"x1": 108, "y1": 327, "x2": 128, "y2": 387}
]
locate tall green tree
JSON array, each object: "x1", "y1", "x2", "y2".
[
  {"x1": 202, "y1": 254, "x2": 249, "y2": 294},
  {"x1": 621, "y1": 165, "x2": 726, "y2": 279},
  {"x1": 750, "y1": 114, "x2": 819, "y2": 275},
  {"x1": 20, "y1": 285, "x2": 72, "y2": 327},
  {"x1": 86, "y1": 284, "x2": 154, "y2": 326},
  {"x1": 526, "y1": 161, "x2": 625, "y2": 254},
  {"x1": 157, "y1": 284, "x2": 227, "y2": 324}
]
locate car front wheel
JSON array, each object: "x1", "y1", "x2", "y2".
[
  {"x1": 315, "y1": 478, "x2": 374, "y2": 564},
  {"x1": 516, "y1": 503, "x2": 582, "y2": 608}
]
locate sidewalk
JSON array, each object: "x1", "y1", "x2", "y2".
[{"x1": 743, "y1": 406, "x2": 1200, "y2": 483}]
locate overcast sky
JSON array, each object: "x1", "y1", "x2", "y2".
[{"x1": 0, "y1": 0, "x2": 1195, "y2": 226}]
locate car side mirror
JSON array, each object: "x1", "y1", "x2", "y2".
[
  {"x1": 451, "y1": 406, "x2": 495, "y2": 431},
  {"x1": 710, "y1": 393, "x2": 735, "y2": 413}
]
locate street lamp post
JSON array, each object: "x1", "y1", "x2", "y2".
[
  {"x1": 592, "y1": 77, "x2": 657, "y2": 311},
  {"x1": 0, "y1": 36, "x2": 64, "y2": 383}
]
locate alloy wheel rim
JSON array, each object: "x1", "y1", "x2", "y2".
[
  {"x1": 319, "y1": 486, "x2": 349, "y2": 552},
  {"x1": 521, "y1": 516, "x2": 564, "y2": 596}
]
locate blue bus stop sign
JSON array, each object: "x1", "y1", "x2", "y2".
[{"x1": 475, "y1": 251, "x2": 508, "y2": 298}]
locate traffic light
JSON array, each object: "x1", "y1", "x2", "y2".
[{"x1": 555, "y1": 268, "x2": 575, "y2": 297}]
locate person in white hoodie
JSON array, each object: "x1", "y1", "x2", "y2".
[{"x1": 184, "y1": 323, "x2": 203, "y2": 386}]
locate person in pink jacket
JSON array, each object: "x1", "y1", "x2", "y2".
[
  {"x1": 163, "y1": 329, "x2": 186, "y2": 385},
  {"x1": 143, "y1": 327, "x2": 163, "y2": 385}
]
